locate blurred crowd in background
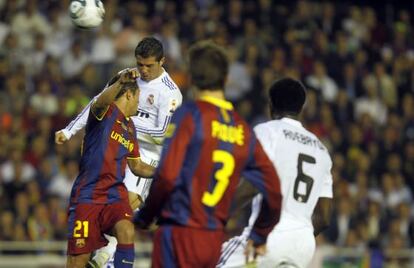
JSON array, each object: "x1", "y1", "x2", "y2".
[{"x1": 0, "y1": 0, "x2": 414, "y2": 265}]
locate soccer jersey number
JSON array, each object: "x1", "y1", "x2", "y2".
[
  {"x1": 73, "y1": 220, "x2": 89, "y2": 238},
  {"x1": 293, "y1": 153, "x2": 316, "y2": 203},
  {"x1": 202, "y1": 150, "x2": 235, "y2": 207}
]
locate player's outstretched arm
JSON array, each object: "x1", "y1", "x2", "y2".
[
  {"x1": 312, "y1": 197, "x2": 332, "y2": 236},
  {"x1": 127, "y1": 158, "x2": 155, "y2": 178},
  {"x1": 54, "y1": 70, "x2": 129, "y2": 144}
]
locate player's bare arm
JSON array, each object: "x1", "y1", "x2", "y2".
[
  {"x1": 92, "y1": 68, "x2": 138, "y2": 118},
  {"x1": 312, "y1": 197, "x2": 333, "y2": 236},
  {"x1": 127, "y1": 158, "x2": 155, "y2": 178}
]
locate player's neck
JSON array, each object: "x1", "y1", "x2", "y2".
[
  {"x1": 197, "y1": 90, "x2": 225, "y2": 100},
  {"x1": 114, "y1": 99, "x2": 129, "y2": 118}
]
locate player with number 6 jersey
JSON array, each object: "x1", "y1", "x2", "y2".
[
  {"x1": 217, "y1": 78, "x2": 333, "y2": 268},
  {"x1": 134, "y1": 41, "x2": 282, "y2": 268}
]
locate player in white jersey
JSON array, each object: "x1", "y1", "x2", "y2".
[
  {"x1": 55, "y1": 37, "x2": 182, "y2": 268},
  {"x1": 217, "y1": 78, "x2": 333, "y2": 268}
]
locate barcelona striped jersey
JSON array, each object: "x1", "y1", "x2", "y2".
[
  {"x1": 70, "y1": 103, "x2": 140, "y2": 204},
  {"x1": 137, "y1": 96, "x2": 282, "y2": 244}
]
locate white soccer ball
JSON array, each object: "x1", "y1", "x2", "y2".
[{"x1": 69, "y1": 0, "x2": 105, "y2": 29}]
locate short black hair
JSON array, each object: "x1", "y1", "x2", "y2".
[
  {"x1": 134, "y1": 37, "x2": 164, "y2": 61},
  {"x1": 115, "y1": 82, "x2": 139, "y2": 100},
  {"x1": 188, "y1": 40, "x2": 228, "y2": 90},
  {"x1": 269, "y1": 78, "x2": 306, "y2": 116}
]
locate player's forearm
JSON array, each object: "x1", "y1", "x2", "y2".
[
  {"x1": 129, "y1": 159, "x2": 155, "y2": 178},
  {"x1": 93, "y1": 74, "x2": 122, "y2": 109},
  {"x1": 135, "y1": 114, "x2": 172, "y2": 138},
  {"x1": 250, "y1": 193, "x2": 282, "y2": 244},
  {"x1": 134, "y1": 176, "x2": 174, "y2": 228}
]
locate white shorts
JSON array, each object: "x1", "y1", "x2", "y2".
[
  {"x1": 216, "y1": 235, "x2": 247, "y2": 268},
  {"x1": 123, "y1": 158, "x2": 158, "y2": 202},
  {"x1": 257, "y1": 227, "x2": 316, "y2": 268},
  {"x1": 217, "y1": 228, "x2": 315, "y2": 268}
]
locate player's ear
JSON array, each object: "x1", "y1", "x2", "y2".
[{"x1": 159, "y1": 57, "x2": 165, "y2": 66}]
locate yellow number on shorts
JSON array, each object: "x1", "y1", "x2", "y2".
[
  {"x1": 73, "y1": 220, "x2": 89, "y2": 238},
  {"x1": 202, "y1": 150, "x2": 235, "y2": 207}
]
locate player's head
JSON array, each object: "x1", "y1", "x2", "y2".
[
  {"x1": 115, "y1": 81, "x2": 140, "y2": 117},
  {"x1": 135, "y1": 37, "x2": 165, "y2": 82},
  {"x1": 188, "y1": 40, "x2": 228, "y2": 91},
  {"x1": 268, "y1": 78, "x2": 306, "y2": 119}
]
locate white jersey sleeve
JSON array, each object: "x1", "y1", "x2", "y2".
[
  {"x1": 60, "y1": 70, "x2": 125, "y2": 139},
  {"x1": 61, "y1": 97, "x2": 94, "y2": 139}
]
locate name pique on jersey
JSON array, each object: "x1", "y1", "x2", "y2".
[{"x1": 283, "y1": 129, "x2": 325, "y2": 150}]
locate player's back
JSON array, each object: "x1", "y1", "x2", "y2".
[
  {"x1": 159, "y1": 96, "x2": 265, "y2": 230},
  {"x1": 254, "y1": 118, "x2": 333, "y2": 230}
]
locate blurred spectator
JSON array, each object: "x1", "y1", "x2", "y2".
[
  {"x1": 306, "y1": 60, "x2": 339, "y2": 103},
  {"x1": 10, "y1": 0, "x2": 51, "y2": 50},
  {"x1": 60, "y1": 41, "x2": 90, "y2": 79}
]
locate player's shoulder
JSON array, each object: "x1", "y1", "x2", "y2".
[
  {"x1": 253, "y1": 120, "x2": 285, "y2": 137},
  {"x1": 158, "y1": 71, "x2": 181, "y2": 92}
]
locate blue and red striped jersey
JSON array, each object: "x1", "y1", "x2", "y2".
[
  {"x1": 137, "y1": 96, "x2": 282, "y2": 244},
  {"x1": 70, "y1": 103, "x2": 140, "y2": 204}
]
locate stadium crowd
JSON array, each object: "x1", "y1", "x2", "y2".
[{"x1": 0, "y1": 0, "x2": 413, "y2": 265}]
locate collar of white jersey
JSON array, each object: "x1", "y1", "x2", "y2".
[
  {"x1": 280, "y1": 117, "x2": 303, "y2": 127},
  {"x1": 138, "y1": 68, "x2": 166, "y2": 84}
]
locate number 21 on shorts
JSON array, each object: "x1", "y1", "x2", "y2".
[
  {"x1": 73, "y1": 220, "x2": 89, "y2": 238},
  {"x1": 202, "y1": 150, "x2": 235, "y2": 207}
]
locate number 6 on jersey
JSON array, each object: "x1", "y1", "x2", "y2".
[{"x1": 202, "y1": 150, "x2": 235, "y2": 207}]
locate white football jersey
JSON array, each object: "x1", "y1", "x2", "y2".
[
  {"x1": 217, "y1": 117, "x2": 332, "y2": 268},
  {"x1": 252, "y1": 117, "x2": 333, "y2": 231},
  {"x1": 132, "y1": 70, "x2": 182, "y2": 161},
  {"x1": 62, "y1": 69, "x2": 182, "y2": 163}
]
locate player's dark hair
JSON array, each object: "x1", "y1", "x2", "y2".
[
  {"x1": 269, "y1": 78, "x2": 306, "y2": 117},
  {"x1": 135, "y1": 37, "x2": 164, "y2": 61},
  {"x1": 115, "y1": 82, "x2": 139, "y2": 100},
  {"x1": 188, "y1": 40, "x2": 228, "y2": 91}
]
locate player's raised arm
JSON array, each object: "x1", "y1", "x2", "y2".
[
  {"x1": 92, "y1": 68, "x2": 138, "y2": 118},
  {"x1": 54, "y1": 71, "x2": 128, "y2": 144},
  {"x1": 242, "y1": 136, "x2": 283, "y2": 247}
]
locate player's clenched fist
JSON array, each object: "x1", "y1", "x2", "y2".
[
  {"x1": 55, "y1": 130, "x2": 68, "y2": 144},
  {"x1": 119, "y1": 68, "x2": 139, "y2": 83}
]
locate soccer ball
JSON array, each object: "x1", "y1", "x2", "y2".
[{"x1": 69, "y1": 0, "x2": 105, "y2": 29}]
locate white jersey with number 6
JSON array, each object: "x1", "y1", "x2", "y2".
[{"x1": 217, "y1": 117, "x2": 333, "y2": 268}]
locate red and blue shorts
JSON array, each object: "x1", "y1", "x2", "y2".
[
  {"x1": 152, "y1": 225, "x2": 224, "y2": 268},
  {"x1": 66, "y1": 201, "x2": 133, "y2": 255}
]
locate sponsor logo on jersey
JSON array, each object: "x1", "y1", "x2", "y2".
[
  {"x1": 169, "y1": 99, "x2": 178, "y2": 113},
  {"x1": 75, "y1": 238, "x2": 85, "y2": 248},
  {"x1": 110, "y1": 130, "x2": 134, "y2": 152},
  {"x1": 211, "y1": 120, "x2": 244, "y2": 145}
]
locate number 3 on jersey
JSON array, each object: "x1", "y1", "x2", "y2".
[{"x1": 202, "y1": 150, "x2": 235, "y2": 207}]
